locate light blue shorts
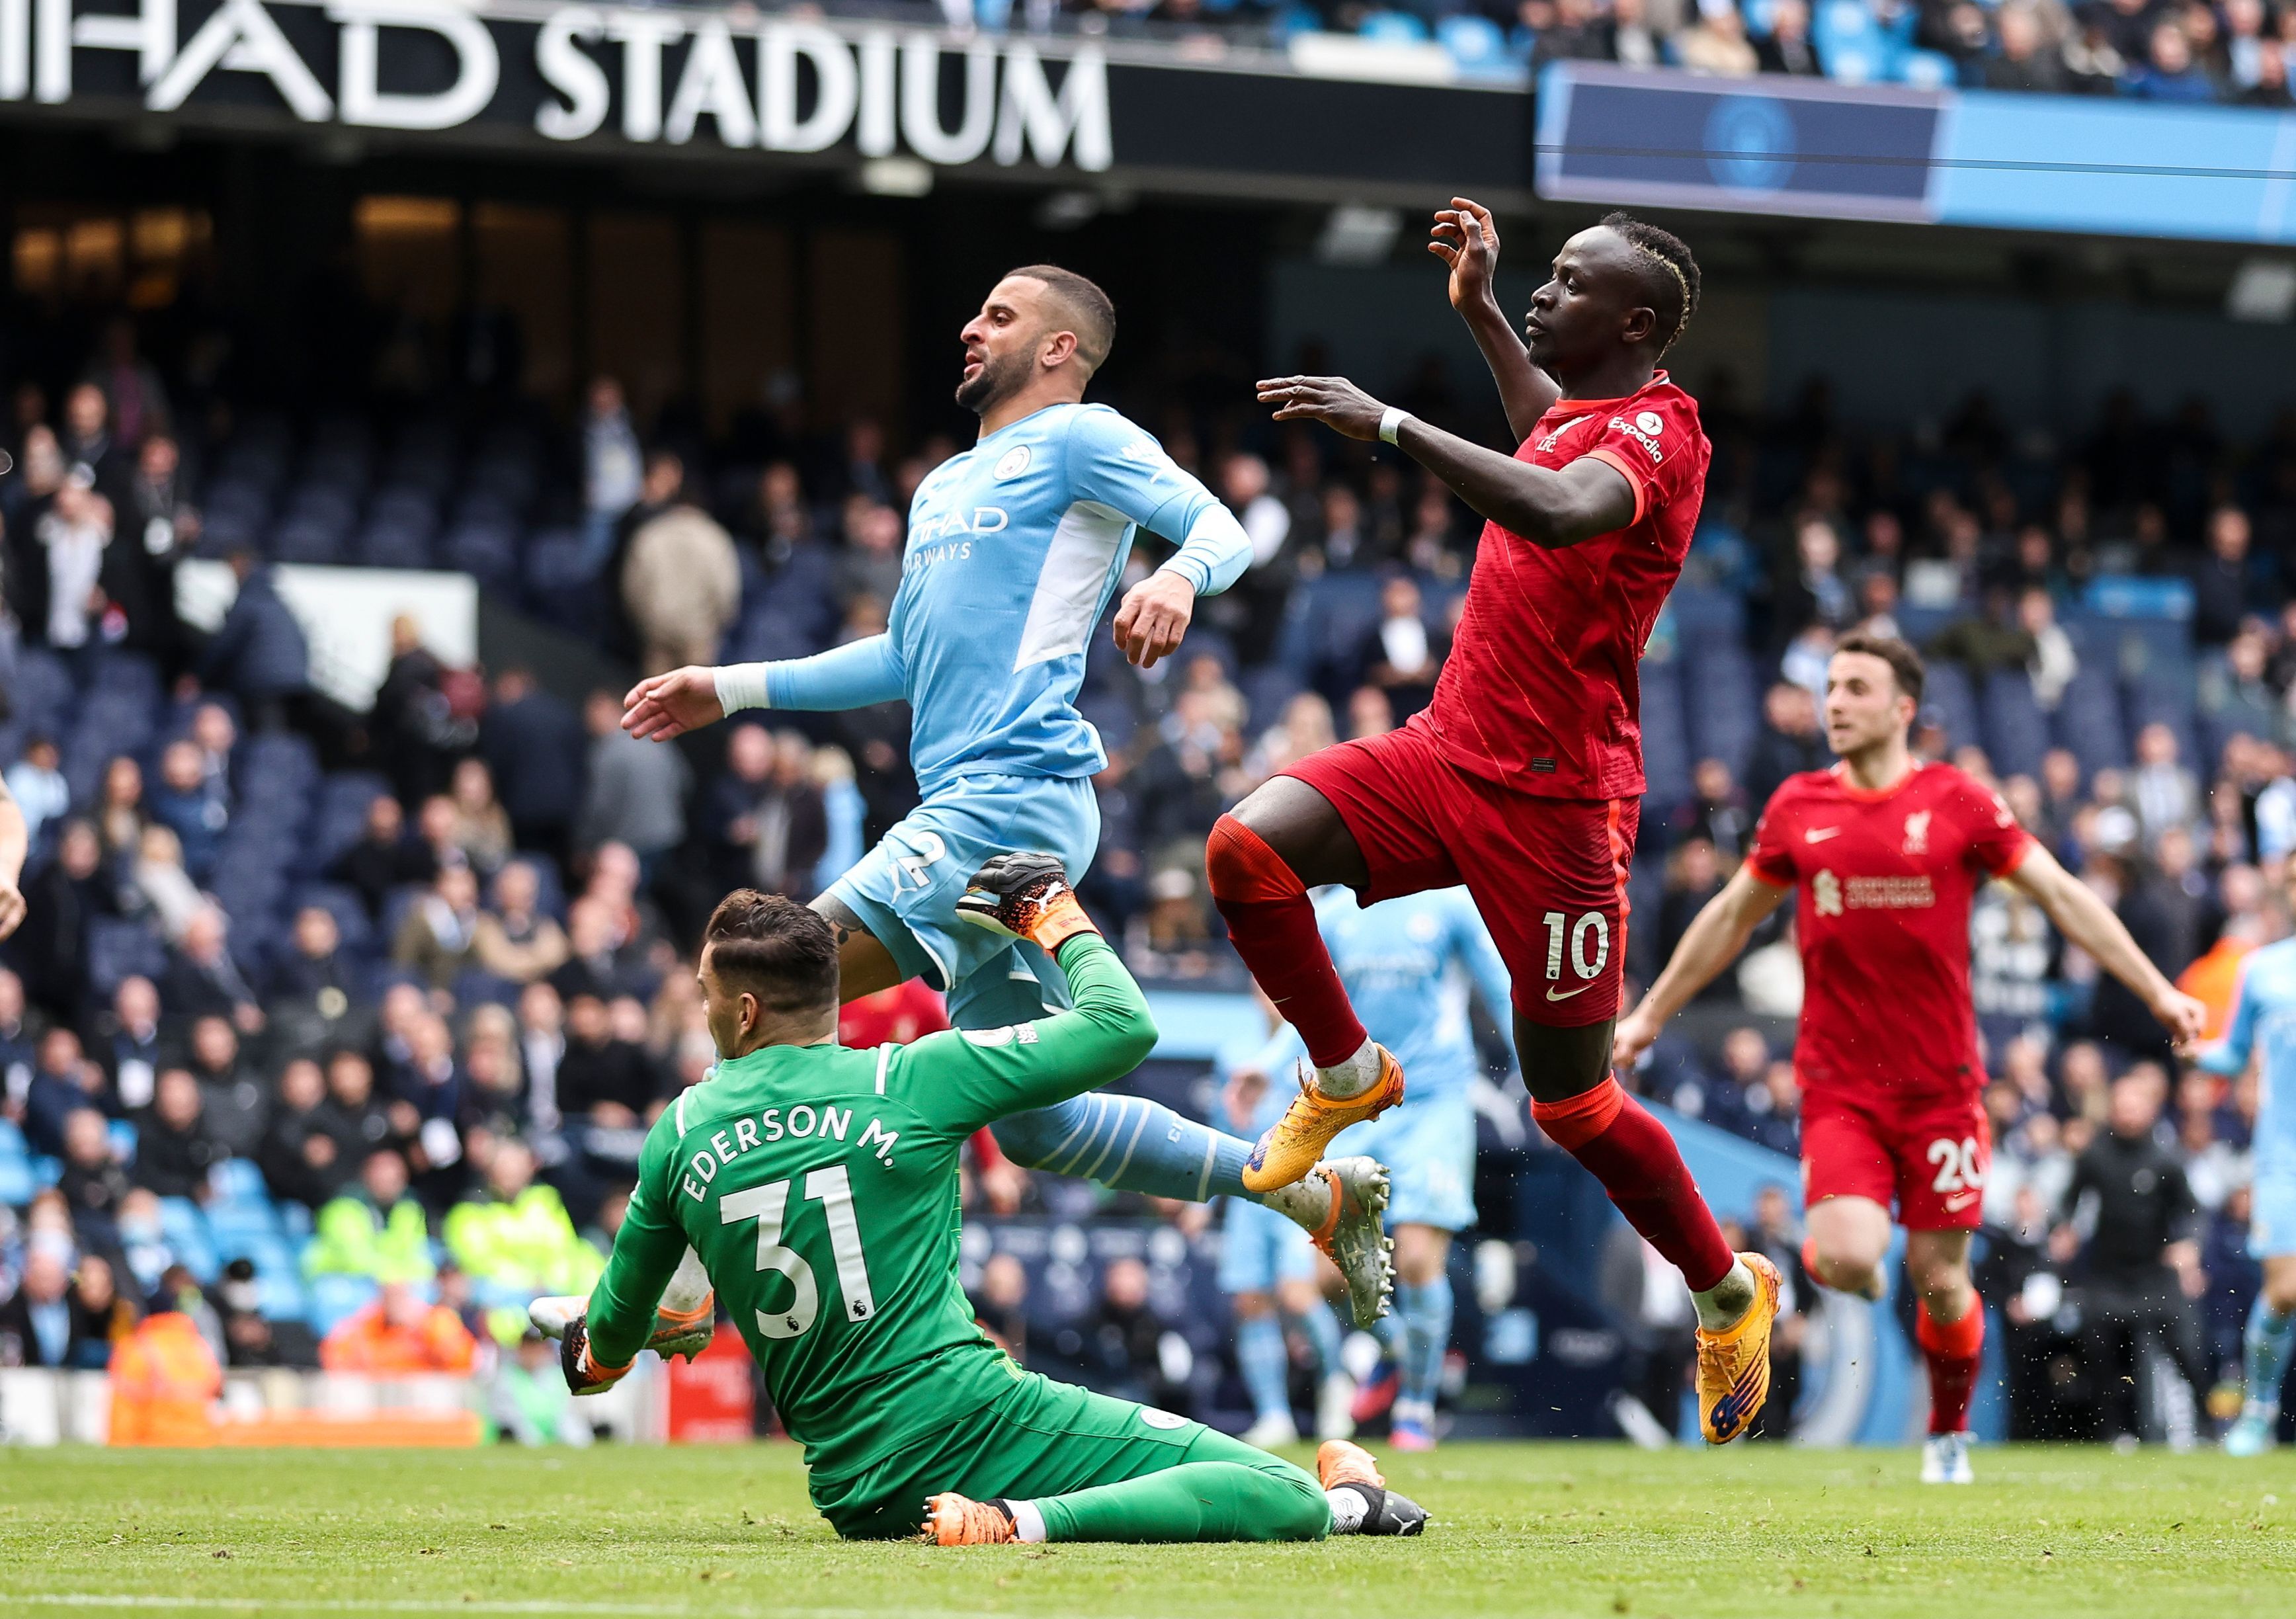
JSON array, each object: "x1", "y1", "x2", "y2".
[
  {"x1": 1333, "y1": 1093, "x2": 1477, "y2": 1233},
  {"x1": 826, "y1": 772, "x2": 1099, "y2": 1028},
  {"x1": 2252, "y1": 1173, "x2": 2296, "y2": 1260},
  {"x1": 1217, "y1": 1195, "x2": 1323, "y2": 1296}
]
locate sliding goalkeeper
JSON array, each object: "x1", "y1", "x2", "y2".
[{"x1": 540, "y1": 859, "x2": 1426, "y2": 1544}]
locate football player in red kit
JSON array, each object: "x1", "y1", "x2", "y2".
[
  {"x1": 1615, "y1": 632, "x2": 2206, "y2": 1480},
  {"x1": 1218, "y1": 200, "x2": 1785, "y2": 1444}
]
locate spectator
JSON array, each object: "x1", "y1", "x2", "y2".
[
  {"x1": 442, "y1": 1139, "x2": 602, "y2": 1335},
  {"x1": 1745, "y1": 681, "x2": 1826, "y2": 810},
  {"x1": 314, "y1": 1052, "x2": 404, "y2": 1181},
  {"x1": 329, "y1": 792, "x2": 435, "y2": 925},
  {"x1": 712, "y1": 726, "x2": 828, "y2": 899},
  {"x1": 36, "y1": 470, "x2": 112, "y2": 656},
  {"x1": 834, "y1": 498, "x2": 906, "y2": 612},
  {"x1": 57, "y1": 1113, "x2": 131, "y2": 1256},
  {"x1": 1756, "y1": 0, "x2": 1822, "y2": 72},
  {"x1": 1649, "y1": 837, "x2": 1728, "y2": 997},
  {"x1": 23, "y1": 1026, "x2": 109, "y2": 1158},
  {"x1": 479, "y1": 668, "x2": 587, "y2": 865},
  {"x1": 130, "y1": 825, "x2": 204, "y2": 943},
  {"x1": 2125, "y1": 17, "x2": 2216, "y2": 97},
  {"x1": 1070, "y1": 1256, "x2": 1190, "y2": 1413},
  {"x1": 95, "y1": 974, "x2": 165, "y2": 1111},
  {"x1": 575, "y1": 690, "x2": 688, "y2": 878},
  {"x1": 472, "y1": 861, "x2": 569, "y2": 985},
  {"x1": 209, "y1": 1255, "x2": 318, "y2": 1368},
  {"x1": 95, "y1": 755, "x2": 145, "y2": 861},
  {"x1": 196, "y1": 546, "x2": 309, "y2": 733},
  {"x1": 968, "y1": 1250, "x2": 1033, "y2": 1362},
  {"x1": 319, "y1": 1278, "x2": 478, "y2": 1374},
  {"x1": 184, "y1": 1015, "x2": 266, "y2": 1158},
  {"x1": 1356, "y1": 574, "x2": 1447, "y2": 722},
  {"x1": 4, "y1": 735, "x2": 67, "y2": 846},
  {"x1": 2194, "y1": 505, "x2": 2253, "y2": 647},
  {"x1": 372, "y1": 616, "x2": 472, "y2": 809},
  {"x1": 2128, "y1": 722, "x2": 2200, "y2": 845},
  {"x1": 392, "y1": 866, "x2": 483, "y2": 991},
  {"x1": 1599, "y1": 1223, "x2": 1698, "y2": 1444},
  {"x1": 580, "y1": 377, "x2": 643, "y2": 573},
  {"x1": 264, "y1": 905, "x2": 358, "y2": 1042},
  {"x1": 446, "y1": 758, "x2": 514, "y2": 875},
  {"x1": 622, "y1": 494, "x2": 740, "y2": 677},
  {"x1": 147, "y1": 739, "x2": 227, "y2": 884},
  {"x1": 2018, "y1": 588, "x2": 2078, "y2": 712},
  {"x1": 64, "y1": 1251, "x2": 136, "y2": 1370},
  {"x1": 1678, "y1": 0, "x2": 1760, "y2": 74},
  {"x1": 556, "y1": 992, "x2": 659, "y2": 1136},
  {"x1": 491, "y1": 1327, "x2": 596, "y2": 1445},
  {"x1": 1676, "y1": 756, "x2": 1752, "y2": 856},
  {"x1": 15, "y1": 819, "x2": 106, "y2": 1019},
  {"x1": 257, "y1": 1057, "x2": 342, "y2": 1210},
  {"x1": 2063, "y1": 1069, "x2": 2211, "y2": 1444},
  {"x1": 0, "y1": 1249, "x2": 78, "y2": 1368},
  {"x1": 163, "y1": 906, "x2": 263, "y2": 1031},
  {"x1": 134, "y1": 1069, "x2": 224, "y2": 1200},
  {"x1": 307, "y1": 1148, "x2": 433, "y2": 1282},
  {"x1": 106, "y1": 1272, "x2": 224, "y2": 1446}
]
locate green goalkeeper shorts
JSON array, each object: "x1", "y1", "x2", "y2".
[{"x1": 812, "y1": 1369, "x2": 1323, "y2": 1541}]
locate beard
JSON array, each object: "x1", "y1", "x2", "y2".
[{"x1": 955, "y1": 347, "x2": 1030, "y2": 415}]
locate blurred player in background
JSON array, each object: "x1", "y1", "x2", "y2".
[
  {"x1": 1616, "y1": 634, "x2": 2206, "y2": 1482},
  {"x1": 1216, "y1": 993, "x2": 1355, "y2": 1450},
  {"x1": 608, "y1": 266, "x2": 1394, "y2": 1343},
  {"x1": 545, "y1": 870, "x2": 1425, "y2": 1544},
  {"x1": 2195, "y1": 860, "x2": 2296, "y2": 1456},
  {"x1": 1223, "y1": 200, "x2": 1784, "y2": 1442}
]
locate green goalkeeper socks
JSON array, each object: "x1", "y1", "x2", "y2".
[{"x1": 1029, "y1": 1457, "x2": 1330, "y2": 1543}]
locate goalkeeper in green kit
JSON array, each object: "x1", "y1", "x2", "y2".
[{"x1": 536, "y1": 856, "x2": 1426, "y2": 1545}]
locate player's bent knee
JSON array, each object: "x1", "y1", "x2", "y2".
[{"x1": 1206, "y1": 813, "x2": 1290, "y2": 903}]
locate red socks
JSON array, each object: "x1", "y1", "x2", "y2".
[
  {"x1": 1916, "y1": 1298, "x2": 1985, "y2": 1435},
  {"x1": 1534, "y1": 1078, "x2": 1736, "y2": 1294},
  {"x1": 1206, "y1": 816, "x2": 1369, "y2": 1069}
]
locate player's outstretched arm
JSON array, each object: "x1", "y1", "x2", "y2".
[
  {"x1": 2005, "y1": 843, "x2": 2207, "y2": 1053},
  {"x1": 924, "y1": 855, "x2": 1159, "y2": 1130},
  {"x1": 1612, "y1": 865, "x2": 1791, "y2": 1068},
  {"x1": 1430, "y1": 198, "x2": 1559, "y2": 443},
  {"x1": 626, "y1": 636, "x2": 907, "y2": 742},
  {"x1": 565, "y1": 1118, "x2": 694, "y2": 1384},
  {"x1": 1256, "y1": 374, "x2": 1633, "y2": 548},
  {"x1": 0, "y1": 778, "x2": 24, "y2": 940}
]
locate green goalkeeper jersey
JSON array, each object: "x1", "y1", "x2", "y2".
[{"x1": 585, "y1": 932, "x2": 1157, "y2": 1489}]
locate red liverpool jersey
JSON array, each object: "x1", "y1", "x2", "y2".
[
  {"x1": 1745, "y1": 762, "x2": 2033, "y2": 1108},
  {"x1": 1420, "y1": 372, "x2": 1710, "y2": 800}
]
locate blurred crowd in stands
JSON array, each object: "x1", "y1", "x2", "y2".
[
  {"x1": 919, "y1": 0, "x2": 2296, "y2": 110},
  {"x1": 2, "y1": 304, "x2": 2294, "y2": 1442}
]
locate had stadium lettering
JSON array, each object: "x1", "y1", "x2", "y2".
[
  {"x1": 0, "y1": 0, "x2": 1112, "y2": 171},
  {"x1": 679, "y1": 1105, "x2": 901, "y2": 1204}
]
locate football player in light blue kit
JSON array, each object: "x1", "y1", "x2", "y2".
[
  {"x1": 1219, "y1": 886, "x2": 1512, "y2": 1450},
  {"x1": 1217, "y1": 997, "x2": 1356, "y2": 1448},
  {"x1": 2197, "y1": 889, "x2": 2296, "y2": 1456},
  {"x1": 620, "y1": 266, "x2": 1393, "y2": 1329}
]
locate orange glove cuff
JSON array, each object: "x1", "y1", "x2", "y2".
[{"x1": 1029, "y1": 892, "x2": 1100, "y2": 952}]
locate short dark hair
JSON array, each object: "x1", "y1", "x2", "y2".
[
  {"x1": 1006, "y1": 264, "x2": 1116, "y2": 376},
  {"x1": 1598, "y1": 212, "x2": 1700, "y2": 354},
  {"x1": 702, "y1": 889, "x2": 840, "y2": 1016},
  {"x1": 1833, "y1": 630, "x2": 1926, "y2": 705}
]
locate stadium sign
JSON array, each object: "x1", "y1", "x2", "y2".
[{"x1": 0, "y1": 0, "x2": 1112, "y2": 171}]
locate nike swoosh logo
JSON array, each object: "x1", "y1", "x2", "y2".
[
  {"x1": 1546, "y1": 982, "x2": 1596, "y2": 1002},
  {"x1": 1805, "y1": 827, "x2": 1842, "y2": 843},
  {"x1": 1943, "y1": 1192, "x2": 1978, "y2": 1210}
]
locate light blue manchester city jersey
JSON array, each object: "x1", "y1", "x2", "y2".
[
  {"x1": 890, "y1": 402, "x2": 1224, "y2": 798},
  {"x1": 2200, "y1": 936, "x2": 2296, "y2": 1176}
]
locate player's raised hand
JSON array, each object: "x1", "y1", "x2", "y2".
[
  {"x1": 622, "y1": 665, "x2": 725, "y2": 742},
  {"x1": 2152, "y1": 984, "x2": 2209, "y2": 1056},
  {"x1": 1256, "y1": 375, "x2": 1385, "y2": 440},
  {"x1": 1610, "y1": 1001, "x2": 1661, "y2": 1070},
  {"x1": 1114, "y1": 568, "x2": 1196, "y2": 669},
  {"x1": 1430, "y1": 197, "x2": 1501, "y2": 311}
]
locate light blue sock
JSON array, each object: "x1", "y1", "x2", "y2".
[
  {"x1": 1235, "y1": 1313, "x2": 1292, "y2": 1423},
  {"x1": 2246, "y1": 1296, "x2": 2295, "y2": 1413},
  {"x1": 1396, "y1": 1277, "x2": 1454, "y2": 1411},
  {"x1": 1291, "y1": 1302, "x2": 1344, "y2": 1382},
  {"x1": 991, "y1": 1093, "x2": 1258, "y2": 1202},
  {"x1": 1370, "y1": 1309, "x2": 1406, "y2": 1362}
]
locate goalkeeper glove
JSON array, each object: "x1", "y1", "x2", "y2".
[
  {"x1": 954, "y1": 852, "x2": 1098, "y2": 950},
  {"x1": 558, "y1": 1312, "x2": 634, "y2": 1396}
]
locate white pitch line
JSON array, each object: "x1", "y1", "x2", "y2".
[{"x1": 9, "y1": 1599, "x2": 1106, "y2": 1619}]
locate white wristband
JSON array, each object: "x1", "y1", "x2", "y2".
[
  {"x1": 714, "y1": 663, "x2": 770, "y2": 714},
  {"x1": 1378, "y1": 407, "x2": 1413, "y2": 446}
]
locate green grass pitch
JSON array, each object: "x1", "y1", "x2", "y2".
[{"x1": 1, "y1": 1443, "x2": 2290, "y2": 1618}]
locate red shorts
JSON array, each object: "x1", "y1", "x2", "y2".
[
  {"x1": 1282, "y1": 717, "x2": 1635, "y2": 1026},
  {"x1": 1801, "y1": 1089, "x2": 1992, "y2": 1231}
]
